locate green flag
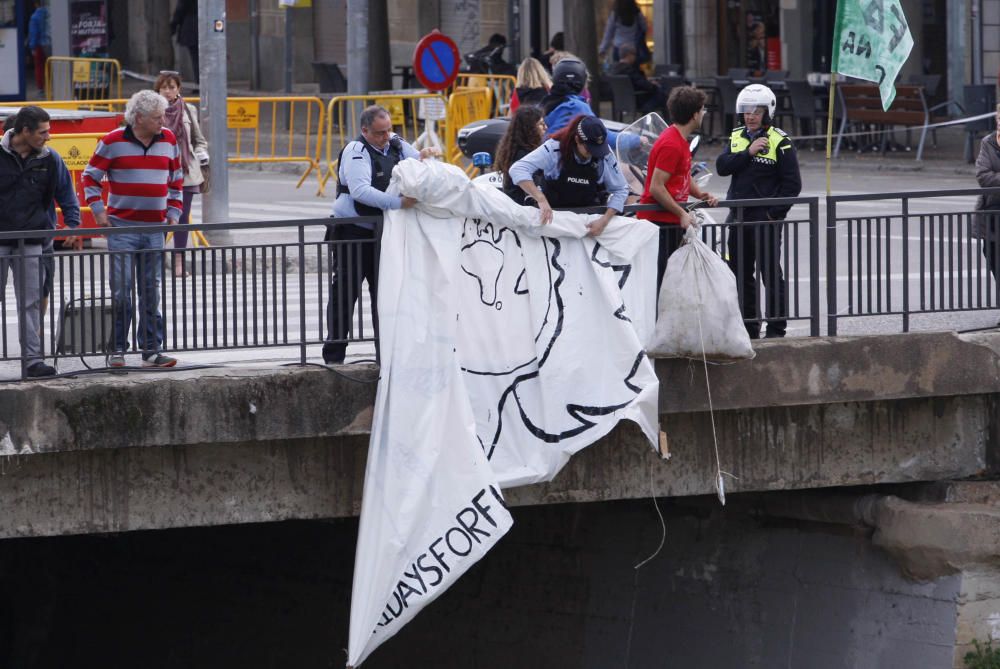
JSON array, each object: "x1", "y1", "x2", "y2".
[{"x1": 831, "y1": 0, "x2": 913, "y2": 110}]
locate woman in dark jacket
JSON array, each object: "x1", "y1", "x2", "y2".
[
  {"x1": 974, "y1": 103, "x2": 1000, "y2": 283},
  {"x1": 495, "y1": 106, "x2": 547, "y2": 205}
]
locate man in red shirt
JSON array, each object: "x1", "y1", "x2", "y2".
[{"x1": 638, "y1": 86, "x2": 718, "y2": 289}]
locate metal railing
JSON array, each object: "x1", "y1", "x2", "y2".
[
  {"x1": 6, "y1": 188, "x2": 1000, "y2": 379},
  {"x1": 0, "y1": 218, "x2": 379, "y2": 379},
  {"x1": 826, "y1": 188, "x2": 1000, "y2": 335}
]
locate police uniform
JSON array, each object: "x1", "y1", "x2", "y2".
[
  {"x1": 507, "y1": 138, "x2": 629, "y2": 214},
  {"x1": 716, "y1": 123, "x2": 802, "y2": 338},
  {"x1": 324, "y1": 134, "x2": 418, "y2": 364}
]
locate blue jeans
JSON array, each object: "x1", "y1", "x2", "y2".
[{"x1": 108, "y1": 229, "x2": 165, "y2": 356}]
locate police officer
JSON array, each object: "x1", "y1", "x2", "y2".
[
  {"x1": 323, "y1": 105, "x2": 439, "y2": 364},
  {"x1": 508, "y1": 114, "x2": 628, "y2": 236},
  {"x1": 716, "y1": 84, "x2": 801, "y2": 339}
]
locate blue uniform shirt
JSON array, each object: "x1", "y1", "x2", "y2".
[
  {"x1": 508, "y1": 138, "x2": 629, "y2": 213},
  {"x1": 332, "y1": 135, "x2": 421, "y2": 227}
]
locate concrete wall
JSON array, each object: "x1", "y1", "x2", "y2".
[
  {"x1": 0, "y1": 331, "x2": 998, "y2": 539},
  {"x1": 0, "y1": 499, "x2": 966, "y2": 668}
]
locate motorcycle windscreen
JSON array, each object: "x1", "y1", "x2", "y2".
[{"x1": 614, "y1": 112, "x2": 667, "y2": 196}]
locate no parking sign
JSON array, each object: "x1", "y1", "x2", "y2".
[{"x1": 413, "y1": 30, "x2": 461, "y2": 91}]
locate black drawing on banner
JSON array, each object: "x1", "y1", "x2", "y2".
[{"x1": 457, "y1": 218, "x2": 644, "y2": 459}]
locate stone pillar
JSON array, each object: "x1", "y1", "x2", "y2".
[
  {"x1": 683, "y1": 0, "x2": 716, "y2": 77},
  {"x1": 866, "y1": 485, "x2": 1000, "y2": 667}
]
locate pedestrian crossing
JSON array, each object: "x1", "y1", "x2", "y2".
[
  {"x1": 190, "y1": 198, "x2": 332, "y2": 223},
  {"x1": 0, "y1": 272, "x2": 377, "y2": 374}
]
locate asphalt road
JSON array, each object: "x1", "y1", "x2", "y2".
[{"x1": 0, "y1": 160, "x2": 993, "y2": 380}]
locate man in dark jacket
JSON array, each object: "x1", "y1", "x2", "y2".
[
  {"x1": 612, "y1": 43, "x2": 666, "y2": 115},
  {"x1": 0, "y1": 106, "x2": 81, "y2": 377},
  {"x1": 716, "y1": 84, "x2": 801, "y2": 339}
]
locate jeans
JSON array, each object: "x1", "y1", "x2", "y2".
[
  {"x1": 0, "y1": 243, "x2": 43, "y2": 366},
  {"x1": 108, "y1": 229, "x2": 165, "y2": 356}
]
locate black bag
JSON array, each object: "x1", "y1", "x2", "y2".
[{"x1": 199, "y1": 162, "x2": 210, "y2": 194}]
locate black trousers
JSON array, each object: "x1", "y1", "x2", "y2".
[
  {"x1": 726, "y1": 217, "x2": 787, "y2": 338},
  {"x1": 323, "y1": 222, "x2": 379, "y2": 363},
  {"x1": 656, "y1": 223, "x2": 685, "y2": 298},
  {"x1": 984, "y1": 229, "x2": 1000, "y2": 285}
]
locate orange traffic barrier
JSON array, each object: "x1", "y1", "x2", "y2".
[{"x1": 45, "y1": 57, "x2": 122, "y2": 101}]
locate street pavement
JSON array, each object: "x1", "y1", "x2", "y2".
[{"x1": 0, "y1": 155, "x2": 994, "y2": 380}]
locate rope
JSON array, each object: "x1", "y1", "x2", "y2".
[
  {"x1": 788, "y1": 110, "x2": 995, "y2": 142},
  {"x1": 633, "y1": 464, "x2": 667, "y2": 570}
]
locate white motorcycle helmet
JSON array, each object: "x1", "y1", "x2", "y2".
[{"x1": 735, "y1": 84, "x2": 777, "y2": 124}]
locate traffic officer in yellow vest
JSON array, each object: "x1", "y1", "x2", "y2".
[{"x1": 716, "y1": 83, "x2": 801, "y2": 339}]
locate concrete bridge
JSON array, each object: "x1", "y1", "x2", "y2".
[{"x1": 2, "y1": 331, "x2": 1000, "y2": 667}]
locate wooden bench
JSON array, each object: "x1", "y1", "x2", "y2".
[{"x1": 834, "y1": 84, "x2": 935, "y2": 160}]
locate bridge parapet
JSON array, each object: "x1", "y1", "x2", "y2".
[{"x1": 0, "y1": 331, "x2": 997, "y2": 539}]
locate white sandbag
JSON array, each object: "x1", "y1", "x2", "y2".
[{"x1": 648, "y1": 210, "x2": 756, "y2": 361}]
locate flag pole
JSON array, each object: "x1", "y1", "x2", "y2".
[{"x1": 825, "y1": 74, "x2": 837, "y2": 196}]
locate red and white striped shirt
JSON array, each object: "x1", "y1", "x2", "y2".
[{"x1": 82, "y1": 125, "x2": 183, "y2": 224}]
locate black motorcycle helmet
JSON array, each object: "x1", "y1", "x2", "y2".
[{"x1": 551, "y1": 58, "x2": 588, "y2": 95}]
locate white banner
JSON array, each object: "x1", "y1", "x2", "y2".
[{"x1": 347, "y1": 160, "x2": 661, "y2": 667}]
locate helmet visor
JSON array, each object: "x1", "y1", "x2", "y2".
[{"x1": 736, "y1": 103, "x2": 767, "y2": 115}]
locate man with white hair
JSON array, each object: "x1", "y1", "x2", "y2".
[{"x1": 83, "y1": 89, "x2": 183, "y2": 367}]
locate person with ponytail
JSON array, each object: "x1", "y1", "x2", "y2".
[{"x1": 508, "y1": 114, "x2": 628, "y2": 237}]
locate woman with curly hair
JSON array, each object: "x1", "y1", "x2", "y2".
[{"x1": 495, "y1": 106, "x2": 548, "y2": 205}]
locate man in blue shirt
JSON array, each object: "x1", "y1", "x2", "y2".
[
  {"x1": 28, "y1": 1, "x2": 51, "y2": 95},
  {"x1": 323, "y1": 105, "x2": 439, "y2": 364}
]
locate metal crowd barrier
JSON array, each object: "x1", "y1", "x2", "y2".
[
  {"x1": 322, "y1": 93, "x2": 448, "y2": 195},
  {"x1": 224, "y1": 96, "x2": 326, "y2": 192},
  {"x1": 826, "y1": 187, "x2": 1000, "y2": 335},
  {"x1": 444, "y1": 88, "x2": 493, "y2": 175},
  {"x1": 5, "y1": 96, "x2": 325, "y2": 192},
  {"x1": 45, "y1": 56, "x2": 122, "y2": 101},
  {"x1": 454, "y1": 73, "x2": 516, "y2": 117}
]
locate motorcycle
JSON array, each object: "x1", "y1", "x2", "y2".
[{"x1": 614, "y1": 112, "x2": 712, "y2": 201}]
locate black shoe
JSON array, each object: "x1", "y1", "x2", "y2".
[
  {"x1": 26, "y1": 361, "x2": 56, "y2": 378},
  {"x1": 322, "y1": 343, "x2": 346, "y2": 365}
]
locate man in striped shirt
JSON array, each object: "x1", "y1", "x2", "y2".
[{"x1": 83, "y1": 90, "x2": 183, "y2": 368}]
